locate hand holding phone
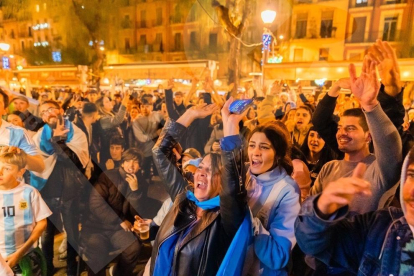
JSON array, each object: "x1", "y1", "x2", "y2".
[{"x1": 229, "y1": 99, "x2": 253, "y2": 115}]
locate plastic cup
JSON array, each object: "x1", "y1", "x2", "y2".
[{"x1": 138, "y1": 219, "x2": 151, "y2": 240}]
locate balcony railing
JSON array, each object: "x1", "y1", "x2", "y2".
[
  {"x1": 345, "y1": 30, "x2": 402, "y2": 43},
  {"x1": 139, "y1": 20, "x2": 147, "y2": 28},
  {"x1": 138, "y1": 44, "x2": 153, "y2": 53},
  {"x1": 119, "y1": 48, "x2": 137, "y2": 55},
  {"x1": 382, "y1": 0, "x2": 406, "y2": 4}
]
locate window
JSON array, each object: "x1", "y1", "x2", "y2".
[
  {"x1": 21, "y1": 41, "x2": 25, "y2": 51},
  {"x1": 28, "y1": 27, "x2": 32, "y2": 37},
  {"x1": 155, "y1": 33, "x2": 162, "y2": 44},
  {"x1": 125, "y1": 38, "x2": 130, "y2": 50},
  {"x1": 10, "y1": 30, "x2": 15, "y2": 39},
  {"x1": 189, "y1": 8, "x2": 196, "y2": 22},
  {"x1": 190, "y1": 31, "x2": 197, "y2": 48},
  {"x1": 351, "y1": 17, "x2": 366, "y2": 42},
  {"x1": 122, "y1": 15, "x2": 131, "y2": 28},
  {"x1": 156, "y1": 8, "x2": 162, "y2": 26},
  {"x1": 294, "y1": 48, "x2": 303, "y2": 62},
  {"x1": 319, "y1": 48, "x2": 329, "y2": 61},
  {"x1": 356, "y1": 0, "x2": 368, "y2": 6},
  {"x1": 295, "y1": 13, "x2": 307, "y2": 38},
  {"x1": 140, "y1": 10, "x2": 146, "y2": 28},
  {"x1": 320, "y1": 11, "x2": 333, "y2": 38},
  {"x1": 139, "y1": 35, "x2": 147, "y2": 45},
  {"x1": 383, "y1": 17, "x2": 398, "y2": 41},
  {"x1": 36, "y1": 4, "x2": 40, "y2": 12},
  {"x1": 174, "y1": 33, "x2": 182, "y2": 51},
  {"x1": 209, "y1": 33, "x2": 218, "y2": 50}
]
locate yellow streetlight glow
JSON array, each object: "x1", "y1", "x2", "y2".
[
  {"x1": 100, "y1": 46, "x2": 105, "y2": 51},
  {"x1": 261, "y1": 10, "x2": 277, "y2": 24},
  {"x1": 279, "y1": 35, "x2": 284, "y2": 40}
]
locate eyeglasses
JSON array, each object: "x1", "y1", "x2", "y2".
[{"x1": 40, "y1": 107, "x2": 58, "y2": 116}]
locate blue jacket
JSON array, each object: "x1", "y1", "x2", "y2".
[
  {"x1": 222, "y1": 135, "x2": 301, "y2": 275},
  {"x1": 295, "y1": 195, "x2": 414, "y2": 276}
]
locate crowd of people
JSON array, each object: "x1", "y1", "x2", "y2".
[{"x1": 0, "y1": 39, "x2": 413, "y2": 276}]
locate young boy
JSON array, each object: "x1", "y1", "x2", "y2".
[{"x1": 0, "y1": 150, "x2": 52, "y2": 274}]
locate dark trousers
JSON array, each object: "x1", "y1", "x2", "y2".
[
  {"x1": 82, "y1": 227, "x2": 140, "y2": 276},
  {"x1": 142, "y1": 156, "x2": 155, "y2": 181},
  {"x1": 41, "y1": 197, "x2": 79, "y2": 276}
]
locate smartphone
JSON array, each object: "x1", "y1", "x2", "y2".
[{"x1": 229, "y1": 99, "x2": 253, "y2": 115}]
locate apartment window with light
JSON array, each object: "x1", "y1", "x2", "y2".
[
  {"x1": 319, "y1": 48, "x2": 329, "y2": 61},
  {"x1": 295, "y1": 13, "x2": 308, "y2": 39},
  {"x1": 122, "y1": 15, "x2": 130, "y2": 28},
  {"x1": 382, "y1": 16, "x2": 398, "y2": 41},
  {"x1": 189, "y1": 8, "x2": 196, "y2": 22},
  {"x1": 356, "y1": 0, "x2": 368, "y2": 6},
  {"x1": 36, "y1": 5, "x2": 40, "y2": 12},
  {"x1": 320, "y1": 11, "x2": 334, "y2": 38}
]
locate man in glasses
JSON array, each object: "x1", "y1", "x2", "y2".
[{"x1": 33, "y1": 100, "x2": 89, "y2": 276}]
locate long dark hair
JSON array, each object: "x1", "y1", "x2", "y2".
[
  {"x1": 248, "y1": 122, "x2": 293, "y2": 175},
  {"x1": 300, "y1": 127, "x2": 337, "y2": 174}
]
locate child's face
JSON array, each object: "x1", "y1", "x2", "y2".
[{"x1": 0, "y1": 161, "x2": 24, "y2": 188}]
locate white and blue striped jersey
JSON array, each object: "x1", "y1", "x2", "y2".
[
  {"x1": 0, "y1": 119, "x2": 39, "y2": 156},
  {"x1": 0, "y1": 182, "x2": 52, "y2": 257}
]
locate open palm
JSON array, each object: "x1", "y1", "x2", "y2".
[{"x1": 349, "y1": 58, "x2": 380, "y2": 110}]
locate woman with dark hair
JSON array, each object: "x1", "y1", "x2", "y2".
[
  {"x1": 221, "y1": 98, "x2": 300, "y2": 275},
  {"x1": 300, "y1": 127, "x2": 338, "y2": 187},
  {"x1": 148, "y1": 103, "x2": 247, "y2": 275}
]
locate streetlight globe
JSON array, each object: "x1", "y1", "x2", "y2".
[
  {"x1": 0, "y1": 43, "x2": 10, "y2": 52},
  {"x1": 261, "y1": 10, "x2": 276, "y2": 24}
]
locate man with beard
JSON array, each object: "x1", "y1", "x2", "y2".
[
  {"x1": 310, "y1": 57, "x2": 402, "y2": 216},
  {"x1": 32, "y1": 100, "x2": 89, "y2": 276},
  {"x1": 132, "y1": 98, "x2": 164, "y2": 182}
]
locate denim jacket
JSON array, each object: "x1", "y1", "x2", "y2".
[{"x1": 295, "y1": 195, "x2": 413, "y2": 276}]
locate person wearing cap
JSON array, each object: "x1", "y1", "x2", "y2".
[
  {"x1": 11, "y1": 95, "x2": 44, "y2": 132},
  {"x1": 181, "y1": 148, "x2": 201, "y2": 165}
]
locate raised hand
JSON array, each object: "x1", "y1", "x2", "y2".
[
  {"x1": 368, "y1": 39, "x2": 401, "y2": 96},
  {"x1": 317, "y1": 163, "x2": 371, "y2": 218},
  {"x1": 167, "y1": 78, "x2": 175, "y2": 90},
  {"x1": 221, "y1": 97, "x2": 249, "y2": 137},
  {"x1": 126, "y1": 173, "x2": 138, "y2": 191},
  {"x1": 53, "y1": 117, "x2": 70, "y2": 137},
  {"x1": 349, "y1": 57, "x2": 380, "y2": 111},
  {"x1": 176, "y1": 103, "x2": 218, "y2": 127},
  {"x1": 328, "y1": 78, "x2": 351, "y2": 97}
]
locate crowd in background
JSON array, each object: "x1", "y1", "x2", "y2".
[{"x1": 0, "y1": 39, "x2": 413, "y2": 276}]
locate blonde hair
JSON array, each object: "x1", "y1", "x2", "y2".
[{"x1": 0, "y1": 151, "x2": 27, "y2": 169}]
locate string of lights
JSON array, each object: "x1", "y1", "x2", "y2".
[{"x1": 195, "y1": 0, "x2": 263, "y2": 48}]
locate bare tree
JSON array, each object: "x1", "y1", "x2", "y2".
[{"x1": 213, "y1": 0, "x2": 252, "y2": 97}]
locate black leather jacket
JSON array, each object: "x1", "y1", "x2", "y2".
[{"x1": 151, "y1": 119, "x2": 247, "y2": 276}]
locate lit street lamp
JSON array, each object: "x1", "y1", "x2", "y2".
[
  {"x1": 261, "y1": 7, "x2": 276, "y2": 87},
  {"x1": 0, "y1": 43, "x2": 10, "y2": 52}
]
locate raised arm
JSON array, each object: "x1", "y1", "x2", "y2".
[
  {"x1": 152, "y1": 104, "x2": 218, "y2": 201},
  {"x1": 99, "y1": 95, "x2": 128, "y2": 130},
  {"x1": 184, "y1": 78, "x2": 198, "y2": 107},
  {"x1": 349, "y1": 58, "x2": 402, "y2": 189},
  {"x1": 219, "y1": 97, "x2": 248, "y2": 238}
]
